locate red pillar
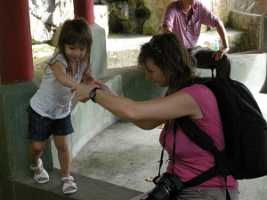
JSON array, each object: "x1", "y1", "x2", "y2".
[
  {"x1": 0, "y1": 0, "x2": 33, "y2": 84},
  {"x1": 74, "y1": 0, "x2": 95, "y2": 25}
]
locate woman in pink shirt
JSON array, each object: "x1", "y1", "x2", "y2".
[
  {"x1": 162, "y1": 0, "x2": 231, "y2": 79},
  {"x1": 74, "y1": 33, "x2": 239, "y2": 200}
]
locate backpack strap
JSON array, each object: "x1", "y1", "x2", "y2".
[
  {"x1": 178, "y1": 117, "x2": 230, "y2": 175},
  {"x1": 177, "y1": 117, "x2": 232, "y2": 200}
]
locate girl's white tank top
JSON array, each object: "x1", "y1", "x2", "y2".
[{"x1": 30, "y1": 53, "x2": 87, "y2": 119}]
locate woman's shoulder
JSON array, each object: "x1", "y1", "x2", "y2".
[
  {"x1": 180, "y1": 83, "x2": 216, "y2": 103},
  {"x1": 181, "y1": 83, "x2": 211, "y2": 94}
]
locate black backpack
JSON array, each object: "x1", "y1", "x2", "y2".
[{"x1": 178, "y1": 78, "x2": 267, "y2": 189}]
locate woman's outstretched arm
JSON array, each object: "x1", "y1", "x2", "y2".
[{"x1": 74, "y1": 83, "x2": 203, "y2": 125}]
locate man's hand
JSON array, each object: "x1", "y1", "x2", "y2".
[
  {"x1": 213, "y1": 47, "x2": 229, "y2": 61},
  {"x1": 94, "y1": 80, "x2": 117, "y2": 96}
]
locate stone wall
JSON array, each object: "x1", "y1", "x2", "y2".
[
  {"x1": 231, "y1": 0, "x2": 267, "y2": 14},
  {"x1": 142, "y1": 0, "x2": 173, "y2": 34},
  {"x1": 28, "y1": 0, "x2": 266, "y2": 42},
  {"x1": 29, "y1": 0, "x2": 74, "y2": 43},
  {"x1": 107, "y1": 0, "x2": 152, "y2": 34},
  {"x1": 228, "y1": 10, "x2": 264, "y2": 50},
  {"x1": 213, "y1": 0, "x2": 231, "y2": 23}
]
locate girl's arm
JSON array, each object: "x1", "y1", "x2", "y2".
[
  {"x1": 75, "y1": 84, "x2": 203, "y2": 122},
  {"x1": 50, "y1": 62, "x2": 77, "y2": 88}
]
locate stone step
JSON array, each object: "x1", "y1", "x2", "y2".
[{"x1": 13, "y1": 169, "x2": 141, "y2": 200}]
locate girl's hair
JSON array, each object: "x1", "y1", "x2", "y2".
[
  {"x1": 57, "y1": 18, "x2": 92, "y2": 63},
  {"x1": 138, "y1": 33, "x2": 196, "y2": 93}
]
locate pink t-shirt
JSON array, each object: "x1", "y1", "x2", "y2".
[
  {"x1": 159, "y1": 84, "x2": 237, "y2": 188},
  {"x1": 163, "y1": 0, "x2": 220, "y2": 48}
]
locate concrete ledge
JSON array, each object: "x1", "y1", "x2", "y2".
[
  {"x1": 0, "y1": 82, "x2": 53, "y2": 179},
  {"x1": 5, "y1": 169, "x2": 141, "y2": 200},
  {"x1": 104, "y1": 67, "x2": 165, "y2": 101},
  {"x1": 229, "y1": 53, "x2": 267, "y2": 121},
  {"x1": 253, "y1": 92, "x2": 267, "y2": 120},
  {"x1": 229, "y1": 53, "x2": 267, "y2": 92}
]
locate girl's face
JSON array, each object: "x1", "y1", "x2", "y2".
[
  {"x1": 144, "y1": 58, "x2": 169, "y2": 87},
  {"x1": 64, "y1": 44, "x2": 87, "y2": 62}
]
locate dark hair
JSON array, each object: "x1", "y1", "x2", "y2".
[
  {"x1": 138, "y1": 33, "x2": 196, "y2": 93},
  {"x1": 57, "y1": 18, "x2": 92, "y2": 63}
]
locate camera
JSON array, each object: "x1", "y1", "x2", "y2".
[{"x1": 143, "y1": 172, "x2": 183, "y2": 200}]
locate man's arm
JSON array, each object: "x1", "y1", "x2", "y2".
[
  {"x1": 199, "y1": 1, "x2": 230, "y2": 59},
  {"x1": 161, "y1": 25, "x2": 171, "y2": 33},
  {"x1": 161, "y1": 3, "x2": 176, "y2": 33},
  {"x1": 215, "y1": 19, "x2": 230, "y2": 59}
]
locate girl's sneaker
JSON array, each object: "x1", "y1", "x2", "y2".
[
  {"x1": 62, "y1": 175, "x2": 78, "y2": 195},
  {"x1": 30, "y1": 158, "x2": 49, "y2": 184}
]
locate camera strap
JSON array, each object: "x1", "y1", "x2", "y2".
[
  {"x1": 171, "y1": 121, "x2": 178, "y2": 174},
  {"x1": 157, "y1": 121, "x2": 177, "y2": 177},
  {"x1": 157, "y1": 131, "x2": 166, "y2": 177}
]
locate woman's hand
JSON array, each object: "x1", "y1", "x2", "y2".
[
  {"x1": 94, "y1": 80, "x2": 117, "y2": 95},
  {"x1": 86, "y1": 80, "x2": 111, "y2": 92}
]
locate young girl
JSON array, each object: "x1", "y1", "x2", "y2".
[
  {"x1": 28, "y1": 18, "x2": 94, "y2": 194},
  {"x1": 74, "y1": 33, "x2": 239, "y2": 200}
]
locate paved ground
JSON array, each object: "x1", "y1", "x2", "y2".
[
  {"x1": 72, "y1": 122, "x2": 267, "y2": 200},
  {"x1": 72, "y1": 122, "x2": 162, "y2": 193}
]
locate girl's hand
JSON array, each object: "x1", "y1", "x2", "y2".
[{"x1": 74, "y1": 83, "x2": 100, "y2": 102}]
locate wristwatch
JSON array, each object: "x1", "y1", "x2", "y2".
[{"x1": 89, "y1": 87, "x2": 98, "y2": 102}]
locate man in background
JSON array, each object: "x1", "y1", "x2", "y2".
[{"x1": 162, "y1": 0, "x2": 230, "y2": 78}]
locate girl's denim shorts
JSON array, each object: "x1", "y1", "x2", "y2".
[{"x1": 28, "y1": 107, "x2": 74, "y2": 141}]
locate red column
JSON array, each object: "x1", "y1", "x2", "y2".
[
  {"x1": 0, "y1": 0, "x2": 33, "y2": 84},
  {"x1": 74, "y1": 0, "x2": 94, "y2": 25}
]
